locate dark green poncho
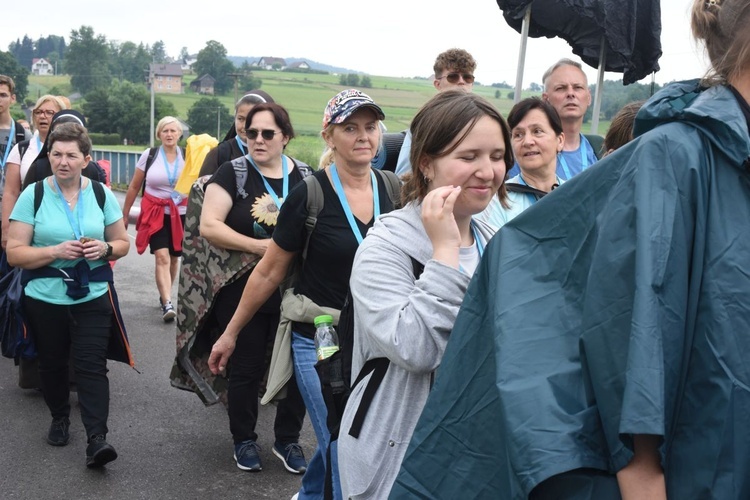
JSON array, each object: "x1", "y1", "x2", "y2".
[{"x1": 391, "y1": 81, "x2": 750, "y2": 499}]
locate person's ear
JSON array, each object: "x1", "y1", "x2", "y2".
[
  {"x1": 557, "y1": 132, "x2": 565, "y2": 152},
  {"x1": 321, "y1": 129, "x2": 335, "y2": 150},
  {"x1": 419, "y1": 156, "x2": 434, "y2": 184}
]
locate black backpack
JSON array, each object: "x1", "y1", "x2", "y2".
[{"x1": 34, "y1": 178, "x2": 107, "y2": 215}]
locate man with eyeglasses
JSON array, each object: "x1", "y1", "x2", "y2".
[
  {"x1": 0, "y1": 74, "x2": 32, "y2": 248},
  {"x1": 394, "y1": 49, "x2": 477, "y2": 176}
]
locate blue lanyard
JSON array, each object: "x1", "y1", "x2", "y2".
[
  {"x1": 558, "y1": 134, "x2": 590, "y2": 179},
  {"x1": 160, "y1": 147, "x2": 179, "y2": 187},
  {"x1": 247, "y1": 154, "x2": 289, "y2": 209},
  {"x1": 52, "y1": 177, "x2": 85, "y2": 240},
  {"x1": 330, "y1": 163, "x2": 380, "y2": 245},
  {"x1": 1, "y1": 121, "x2": 16, "y2": 169},
  {"x1": 471, "y1": 223, "x2": 485, "y2": 258},
  {"x1": 235, "y1": 135, "x2": 247, "y2": 156}
]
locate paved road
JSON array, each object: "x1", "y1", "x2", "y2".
[{"x1": 0, "y1": 190, "x2": 314, "y2": 500}]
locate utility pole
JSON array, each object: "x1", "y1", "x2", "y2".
[
  {"x1": 150, "y1": 64, "x2": 155, "y2": 148},
  {"x1": 227, "y1": 73, "x2": 243, "y2": 103},
  {"x1": 217, "y1": 107, "x2": 221, "y2": 139}
]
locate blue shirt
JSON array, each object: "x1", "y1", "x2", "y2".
[{"x1": 10, "y1": 180, "x2": 123, "y2": 304}]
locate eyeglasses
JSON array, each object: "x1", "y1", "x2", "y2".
[
  {"x1": 33, "y1": 109, "x2": 57, "y2": 117},
  {"x1": 437, "y1": 73, "x2": 475, "y2": 84},
  {"x1": 246, "y1": 129, "x2": 282, "y2": 141}
]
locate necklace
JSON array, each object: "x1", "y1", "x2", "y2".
[{"x1": 63, "y1": 189, "x2": 81, "y2": 206}]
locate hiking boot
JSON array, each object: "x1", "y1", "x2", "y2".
[
  {"x1": 85, "y1": 434, "x2": 118, "y2": 468},
  {"x1": 47, "y1": 416, "x2": 70, "y2": 446},
  {"x1": 233, "y1": 440, "x2": 262, "y2": 471},
  {"x1": 162, "y1": 301, "x2": 176, "y2": 323},
  {"x1": 272, "y1": 441, "x2": 307, "y2": 474}
]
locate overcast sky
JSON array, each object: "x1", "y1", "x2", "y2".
[{"x1": 4, "y1": 0, "x2": 709, "y2": 88}]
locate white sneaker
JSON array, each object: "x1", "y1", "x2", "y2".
[{"x1": 290, "y1": 494, "x2": 299, "y2": 500}]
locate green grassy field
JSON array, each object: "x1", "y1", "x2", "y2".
[{"x1": 24, "y1": 71, "x2": 610, "y2": 166}]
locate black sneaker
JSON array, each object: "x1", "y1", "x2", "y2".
[
  {"x1": 272, "y1": 441, "x2": 307, "y2": 474},
  {"x1": 86, "y1": 434, "x2": 118, "y2": 468},
  {"x1": 47, "y1": 416, "x2": 70, "y2": 446}
]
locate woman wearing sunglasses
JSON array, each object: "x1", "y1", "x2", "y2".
[{"x1": 197, "y1": 102, "x2": 311, "y2": 475}]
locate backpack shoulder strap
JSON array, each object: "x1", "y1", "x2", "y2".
[
  {"x1": 346, "y1": 255, "x2": 424, "y2": 439},
  {"x1": 14, "y1": 121, "x2": 25, "y2": 145},
  {"x1": 141, "y1": 147, "x2": 159, "y2": 196},
  {"x1": 91, "y1": 179, "x2": 106, "y2": 210},
  {"x1": 17, "y1": 139, "x2": 30, "y2": 160},
  {"x1": 372, "y1": 168, "x2": 401, "y2": 209},
  {"x1": 290, "y1": 157, "x2": 314, "y2": 178},
  {"x1": 303, "y1": 174, "x2": 324, "y2": 261},
  {"x1": 33, "y1": 181, "x2": 44, "y2": 216},
  {"x1": 35, "y1": 179, "x2": 106, "y2": 216}
]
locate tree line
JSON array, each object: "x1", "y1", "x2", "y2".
[
  {"x1": 2, "y1": 25, "x2": 668, "y2": 142},
  {"x1": 0, "y1": 26, "x2": 266, "y2": 142}
]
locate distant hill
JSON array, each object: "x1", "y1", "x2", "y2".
[{"x1": 228, "y1": 55, "x2": 362, "y2": 75}]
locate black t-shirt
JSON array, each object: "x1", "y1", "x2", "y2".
[
  {"x1": 273, "y1": 168, "x2": 396, "y2": 337},
  {"x1": 206, "y1": 156, "x2": 306, "y2": 312}
]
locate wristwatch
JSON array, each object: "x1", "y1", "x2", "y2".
[{"x1": 102, "y1": 243, "x2": 113, "y2": 259}]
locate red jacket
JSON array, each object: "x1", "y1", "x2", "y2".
[{"x1": 135, "y1": 193, "x2": 186, "y2": 254}]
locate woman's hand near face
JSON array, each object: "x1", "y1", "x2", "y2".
[{"x1": 422, "y1": 185, "x2": 462, "y2": 269}]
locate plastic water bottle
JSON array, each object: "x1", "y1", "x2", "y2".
[{"x1": 314, "y1": 314, "x2": 339, "y2": 361}]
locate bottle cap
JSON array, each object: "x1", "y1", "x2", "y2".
[{"x1": 314, "y1": 314, "x2": 334, "y2": 327}]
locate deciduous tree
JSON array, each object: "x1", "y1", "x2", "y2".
[
  {"x1": 192, "y1": 41, "x2": 235, "y2": 95},
  {"x1": 187, "y1": 96, "x2": 231, "y2": 137},
  {"x1": 65, "y1": 26, "x2": 111, "y2": 94},
  {"x1": 0, "y1": 51, "x2": 29, "y2": 101}
]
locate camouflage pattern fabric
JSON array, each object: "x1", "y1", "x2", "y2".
[{"x1": 169, "y1": 175, "x2": 261, "y2": 406}]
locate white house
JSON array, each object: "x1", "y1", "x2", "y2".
[{"x1": 31, "y1": 58, "x2": 54, "y2": 76}]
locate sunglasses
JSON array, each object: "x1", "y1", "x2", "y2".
[
  {"x1": 246, "y1": 129, "x2": 282, "y2": 141},
  {"x1": 437, "y1": 73, "x2": 475, "y2": 84}
]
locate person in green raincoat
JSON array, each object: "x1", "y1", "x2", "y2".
[{"x1": 391, "y1": 0, "x2": 750, "y2": 498}]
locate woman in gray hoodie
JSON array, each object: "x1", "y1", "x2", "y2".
[{"x1": 337, "y1": 90, "x2": 513, "y2": 499}]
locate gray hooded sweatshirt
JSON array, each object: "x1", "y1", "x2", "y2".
[{"x1": 337, "y1": 201, "x2": 495, "y2": 499}]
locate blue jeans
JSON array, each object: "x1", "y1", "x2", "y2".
[{"x1": 292, "y1": 332, "x2": 342, "y2": 500}]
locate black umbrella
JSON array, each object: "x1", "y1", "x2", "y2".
[{"x1": 497, "y1": 0, "x2": 662, "y2": 131}]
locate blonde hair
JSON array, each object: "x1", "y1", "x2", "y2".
[
  {"x1": 691, "y1": 0, "x2": 750, "y2": 85},
  {"x1": 31, "y1": 94, "x2": 66, "y2": 127},
  {"x1": 156, "y1": 116, "x2": 182, "y2": 140}
]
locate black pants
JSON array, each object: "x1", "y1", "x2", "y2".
[
  {"x1": 24, "y1": 294, "x2": 112, "y2": 438},
  {"x1": 213, "y1": 278, "x2": 306, "y2": 445}
]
